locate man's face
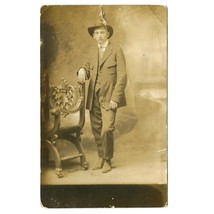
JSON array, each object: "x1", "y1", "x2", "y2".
[{"x1": 93, "y1": 27, "x2": 110, "y2": 44}]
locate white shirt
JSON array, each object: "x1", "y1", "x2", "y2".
[
  {"x1": 98, "y1": 39, "x2": 109, "y2": 50},
  {"x1": 98, "y1": 40, "x2": 109, "y2": 58}
]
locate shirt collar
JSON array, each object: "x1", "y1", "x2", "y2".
[{"x1": 98, "y1": 40, "x2": 109, "y2": 48}]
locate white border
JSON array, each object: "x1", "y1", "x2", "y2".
[{"x1": 1, "y1": 0, "x2": 214, "y2": 213}]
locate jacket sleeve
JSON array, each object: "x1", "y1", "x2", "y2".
[
  {"x1": 111, "y1": 46, "x2": 127, "y2": 104},
  {"x1": 76, "y1": 56, "x2": 91, "y2": 80}
]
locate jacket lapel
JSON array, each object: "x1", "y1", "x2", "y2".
[
  {"x1": 99, "y1": 43, "x2": 113, "y2": 68},
  {"x1": 90, "y1": 47, "x2": 99, "y2": 74}
]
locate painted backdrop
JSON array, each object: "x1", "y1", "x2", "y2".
[{"x1": 41, "y1": 5, "x2": 167, "y2": 184}]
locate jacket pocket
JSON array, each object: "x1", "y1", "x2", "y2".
[
  {"x1": 107, "y1": 62, "x2": 117, "y2": 68},
  {"x1": 106, "y1": 69, "x2": 116, "y2": 75},
  {"x1": 106, "y1": 62, "x2": 117, "y2": 75}
]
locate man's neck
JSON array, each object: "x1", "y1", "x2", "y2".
[{"x1": 98, "y1": 40, "x2": 109, "y2": 48}]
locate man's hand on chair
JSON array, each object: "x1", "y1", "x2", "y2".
[{"x1": 78, "y1": 68, "x2": 86, "y2": 83}]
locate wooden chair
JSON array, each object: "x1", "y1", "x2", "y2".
[{"x1": 41, "y1": 77, "x2": 88, "y2": 178}]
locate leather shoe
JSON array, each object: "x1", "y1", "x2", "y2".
[
  {"x1": 92, "y1": 157, "x2": 104, "y2": 170},
  {"x1": 102, "y1": 160, "x2": 112, "y2": 173}
]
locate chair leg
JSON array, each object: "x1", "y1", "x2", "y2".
[
  {"x1": 65, "y1": 134, "x2": 88, "y2": 170},
  {"x1": 44, "y1": 140, "x2": 63, "y2": 178},
  {"x1": 75, "y1": 136, "x2": 88, "y2": 170}
]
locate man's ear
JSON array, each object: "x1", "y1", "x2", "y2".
[{"x1": 107, "y1": 31, "x2": 110, "y2": 38}]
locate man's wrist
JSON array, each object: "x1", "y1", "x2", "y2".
[
  {"x1": 110, "y1": 100, "x2": 118, "y2": 104},
  {"x1": 79, "y1": 67, "x2": 86, "y2": 73}
]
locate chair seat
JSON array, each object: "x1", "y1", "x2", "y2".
[{"x1": 58, "y1": 125, "x2": 81, "y2": 136}]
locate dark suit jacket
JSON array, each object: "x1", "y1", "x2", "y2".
[{"x1": 81, "y1": 42, "x2": 127, "y2": 111}]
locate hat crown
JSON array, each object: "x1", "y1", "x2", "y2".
[
  {"x1": 88, "y1": 6, "x2": 113, "y2": 38},
  {"x1": 93, "y1": 16, "x2": 108, "y2": 28}
]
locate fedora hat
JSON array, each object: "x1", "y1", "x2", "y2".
[{"x1": 88, "y1": 17, "x2": 113, "y2": 38}]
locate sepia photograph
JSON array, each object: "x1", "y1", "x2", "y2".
[
  {"x1": 3, "y1": 0, "x2": 214, "y2": 213},
  {"x1": 40, "y1": 5, "x2": 167, "y2": 207}
]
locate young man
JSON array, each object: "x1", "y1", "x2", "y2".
[{"x1": 78, "y1": 16, "x2": 127, "y2": 173}]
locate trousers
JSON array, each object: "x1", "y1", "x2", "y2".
[{"x1": 89, "y1": 89, "x2": 116, "y2": 160}]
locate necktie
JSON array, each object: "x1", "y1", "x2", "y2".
[{"x1": 99, "y1": 46, "x2": 105, "y2": 58}]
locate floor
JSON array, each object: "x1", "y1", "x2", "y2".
[{"x1": 41, "y1": 97, "x2": 167, "y2": 185}]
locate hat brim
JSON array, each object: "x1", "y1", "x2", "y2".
[{"x1": 88, "y1": 25, "x2": 113, "y2": 38}]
